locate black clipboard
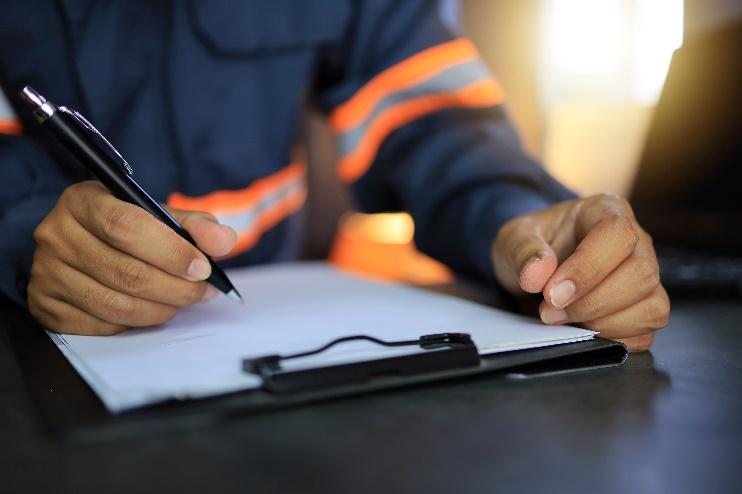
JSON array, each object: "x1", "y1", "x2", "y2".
[{"x1": 4, "y1": 303, "x2": 627, "y2": 443}]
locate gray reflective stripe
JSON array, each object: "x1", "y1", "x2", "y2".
[
  {"x1": 337, "y1": 58, "x2": 492, "y2": 156},
  {"x1": 215, "y1": 178, "x2": 305, "y2": 234},
  {"x1": 0, "y1": 88, "x2": 18, "y2": 120}
]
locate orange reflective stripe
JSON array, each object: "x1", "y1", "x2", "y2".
[
  {"x1": 230, "y1": 185, "x2": 307, "y2": 256},
  {"x1": 337, "y1": 78, "x2": 505, "y2": 183},
  {"x1": 167, "y1": 160, "x2": 307, "y2": 257},
  {"x1": 330, "y1": 38, "x2": 479, "y2": 132},
  {"x1": 0, "y1": 119, "x2": 22, "y2": 135},
  {"x1": 167, "y1": 161, "x2": 306, "y2": 216}
]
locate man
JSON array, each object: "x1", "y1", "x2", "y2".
[{"x1": 0, "y1": 1, "x2": 668, "y2": 351}]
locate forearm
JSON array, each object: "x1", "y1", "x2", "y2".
[{"x1": 364, "y1": 108, "x2": 576, "y2": 283}]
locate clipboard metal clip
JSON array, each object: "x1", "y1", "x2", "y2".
[{"x1": 242, "y1": 333, "x2": 480, "y2": 394}]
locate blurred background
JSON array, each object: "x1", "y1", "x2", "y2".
[{"x1": 319, "y1": 0, "x2": 742, "y2": 289}]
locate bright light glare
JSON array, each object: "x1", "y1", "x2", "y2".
[
  {"x1": 546, "y1": 0, "x2": 624, "y2": 77},
  {"x1": 543, "y1": 0, "x2": 684, "y2": 104},
  {"x1": 634, "y1": 0, "x2": 684, "y2": 104}
]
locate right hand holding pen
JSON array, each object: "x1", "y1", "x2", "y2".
[{"x1": 27, "y1": 181, "x2": 237, "y2": 335}]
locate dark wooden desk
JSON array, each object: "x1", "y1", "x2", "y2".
[{"x1": 1, "y1": 298, "x2": 740, "y2": 493}]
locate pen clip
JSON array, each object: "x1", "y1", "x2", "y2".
[{"x1": 58, "y1": 106, "x2": 134, "y2": 176}]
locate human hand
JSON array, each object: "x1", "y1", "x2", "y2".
[
  {"x1": 492, "y1": 194, "x2": 669, "y2": 352},
  {"x1": 27, "y1": 181, "x2": 236, "y2": 335}
]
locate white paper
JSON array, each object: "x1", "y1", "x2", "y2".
[{"x1": 48, "y1": 262, "x2": 595, "y2": 412}]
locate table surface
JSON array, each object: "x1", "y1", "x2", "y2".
[{"x1": 1, "y1": 295, "x2": 740, "y2": 494}]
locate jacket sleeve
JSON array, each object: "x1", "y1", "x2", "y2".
[
  {"x1": 314, "y1": 0, "x2": 576, "y2": 284},
  {"x1": 0, "y1": 90, "x2": 85, "y2": 307}
]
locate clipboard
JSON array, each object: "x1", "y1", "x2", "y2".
[{"x1": 4, "y1": 303, "x2": 627, "y2": 443}]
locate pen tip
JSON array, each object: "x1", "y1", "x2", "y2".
[{"x1": 226, "y1": 289, "x2": 244, "y2": 304}]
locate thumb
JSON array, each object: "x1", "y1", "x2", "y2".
[
  {"x1": 166, "y1": 207, "x2": 237, "y2": 258},
  {"x1": 492, "y1": 218, "x2": 558, "y2": 295}
]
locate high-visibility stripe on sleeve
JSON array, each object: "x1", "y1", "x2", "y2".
[
  {"x1": 0, "y1": 87, "x2": 22, "y2": 135},
  {"x1": 0, "y1": 119, "x2": 22, "y2": 135},
  {"x1": 167, "y1": 160, "x2": 307, "y2": 257},
  {"x1": 329, "y1": 38, "x2": 505, "y2": 183}
]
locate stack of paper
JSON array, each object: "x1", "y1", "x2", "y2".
[{"x1": 48, "y1": 262, "x2": 595, "y2": 412}]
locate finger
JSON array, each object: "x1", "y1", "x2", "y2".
[
  {"x1": 68, "y1": 183, "x2": 212, "y2": 281},
  {"x1": 46, "y1": 261, "x2": 179, "y2": 327},
  {"x1": 167, "y1": 208, "x2": 237, "y2": 258},
  {"x1": 581, "y1": 285, "x2": 670, "y2": 340},
  {"x1": 543, "y1": 195, "x2": 639, "y2": 309},
  {"x1": 493, "y1": 217, "x2": 559, "y2": 294},
  {"x1": 615, "y1": 333, "x2": 655, "y2": 353},
  {"x1": 59, "y1": 217, "x2": 215, "y2": 306},
  {"x1": 28, "y1": 292, "x2": 127, "y2": 336},
  {"x1": 543, "y1": 230, "x2": 660, "y2": 323}
]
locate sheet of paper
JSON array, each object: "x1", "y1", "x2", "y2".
[{"x1": 48, "y1": 262, "x2": 596, "y2": 412}]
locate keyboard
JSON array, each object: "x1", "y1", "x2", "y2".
[{"x1": 659, "y1": 252, "x2": 742, "y2": 298}]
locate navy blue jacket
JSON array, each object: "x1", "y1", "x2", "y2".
[{"x1": 0, "y1": 0, "x2": 573, "y2": 307}]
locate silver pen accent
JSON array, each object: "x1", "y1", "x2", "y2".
[
  {"x1": 59, "y1": 106, "x2": 134, "y2": 176},
  {"x1": 19, "y1": 86, "x2": 55, "y2": 122}
]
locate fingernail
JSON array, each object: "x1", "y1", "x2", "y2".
[
  {"x1": 541, "y1": 306, "x2": 568, "y2": 324},
  {"x1": 200, "y1": 284, "x2": 219, "y2": 303},
  {"x1": 550, "y1": 280, "x2": 576, "y2": 308},
  {"x1": 523, "y1": 255, "x2": 541, "y2": 270},
  {"x1": 523, "y1": 250, "x2": 549, "y2": 270},
  {"x1": 187, "y1": 258, "x2": 211, "y2": 280}
]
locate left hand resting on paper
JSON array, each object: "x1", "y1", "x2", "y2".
[{"x1": 491, "y1": 193, "x2": 670, "y2": 353}]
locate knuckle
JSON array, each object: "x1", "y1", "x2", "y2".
[
  {"x1": 27, "y1": 275, "x2": 48, "y2": 306},
  {"x1": 33, "y1": 219, "x2": 58, "y2": 248},
  {"x1": 26, "y1": 278, "x2": 39, "y2": 300},
  {"x1": 29, "y1": 257, "x2": 45, "y2": 282},
  {"x1": 166, "y1": 240, "x2": 189, "y2": 263},
  {"x1": 114, "y1": 258, "x2": 149, "y2": 294},
  {"x1": 58, "y1": 184, "x2": 78, "y2": 206},
  {"x1": 639, "y1": 228, "x2": 655, "y2": 247},
  {"x1": 166, "y1": 239, "x2": 197, "y2": 273},
  {"x1": 103, "y1": 204, "x2": 140, "y2": 241},
  {"x1": 582, "y1": 318, "x2": 606, "y2": 332},
  {"x1": 595, "y1": 192, "x2": 632, "y2": 213},
  {"x1": 60, "y1": 181, "x2": 93, "y2": 210},
  {"x1": 32, "y1": 221, "x2": 48, "y2": 244},
  {"x1": 27, "y1": 295, "x2": 48, "y2": 326},
  {"x1": 72, "y1": 180, "x2": 102, "y2": 195},
  {"x1": 595, "y1": 192, "x2": 622, "y2": 204},
  {"x1": 28, "y1": 300, "x2": 66, "y2": 334},
  {"x1": 183, "y1": 282, "x2": 208, "y2": 306},
  {"x1": 632, "y1": 257, "x2": 660, "y2": 290},
  {"x1": 629, "y1": 333, "x2": 655, "y2": 352},
  {"x1": 33, "y1": 312, "x2": 55, "y2": 330},
  {"x1": 609, "y1": 213, "x2": 640, "y2": 247},
  {"x1": 645, "y1": 295, "x2": 671, "y2": 328},
  {"x1": 570, "y1": 294, "x2": 603, "y2": 321},
  {"x1": 102, "y1": 291, "x2": 136, "y2": 324}
]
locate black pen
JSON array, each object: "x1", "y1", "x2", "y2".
[{"x1": 19, "y1": 86, "x2": 243, "y2": 304}]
